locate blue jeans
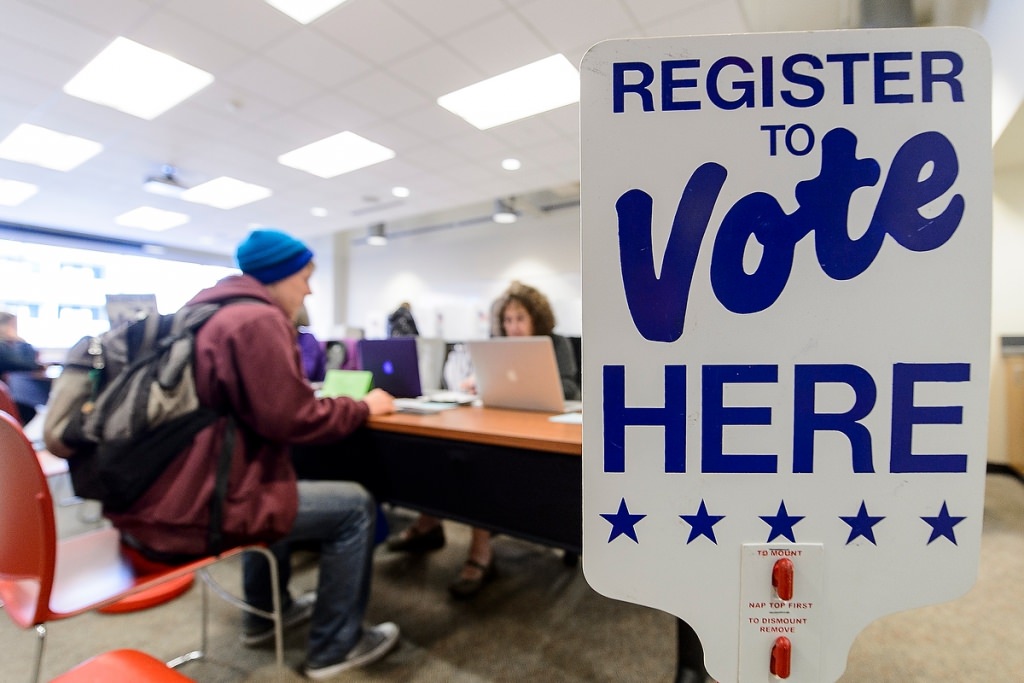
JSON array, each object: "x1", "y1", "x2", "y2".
[{"x1": 242, "y1": 480, "x2": 376, "y2": 666}]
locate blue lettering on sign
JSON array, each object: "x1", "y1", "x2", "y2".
[
  {"x1": 617, "y1": 127, "x2": 963, "y2": 342},
  {"x1": 702, "y1": 364, "x2": 778, "y2": 474},
  {"x1": 891, "y1": 362, "x2": 970, "y2": 472},
  {"x1": 611, "y1": 51, "x2": 965, "y2": 111},
  {"x1": 603, "y1": 365, "x2": 687, "y2": 473},
  {"x1": 602, "y1": 362, "x2": 970, "y2": 474},
  {"x1": 793, "y1": 364, "x2": 877, "y2": 474}
]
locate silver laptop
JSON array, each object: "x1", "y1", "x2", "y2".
[{"x1": 465, "y1": 336, "x2": 575, "y2": 413}]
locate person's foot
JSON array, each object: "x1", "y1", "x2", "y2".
[
  {"x1": 385, "y1": 523, "x2": 445, "y2": 553},
  {"x1": 241, "y1": 590, "x2": 316, "y2": 647},
  {"x1": 447, "y1": 558, "x2": 497, "y2": 599},
  {"x1": 304, "y1": 622, "x2": 401, "y2": 679}
]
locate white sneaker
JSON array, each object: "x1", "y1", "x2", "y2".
[{"x1": 304, "y1": 622, "x2": 400, "y2": 680}]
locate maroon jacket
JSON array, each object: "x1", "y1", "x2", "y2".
[{"x1": 106, "y1": 275, "x2": 370, "y2": 556}]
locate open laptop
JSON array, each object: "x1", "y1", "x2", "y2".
[
  {"x1": 357, "y1": 338, "x2": 458, "y2": 414},
  {"x1": 319, "y1": 369, "x2": 373, "y2": 399},
  {"x1": 357, "y1": 338, "x2": 423, "y2": 398},
  {"x1": 465, "y1": 336, "x2": 580, "y2": 413}
]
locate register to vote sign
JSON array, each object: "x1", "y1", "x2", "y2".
[{"x1": 580, "y1": 28, "x2": 991, "y2": 682}]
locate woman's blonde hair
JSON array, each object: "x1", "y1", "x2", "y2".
[{"x1": 490, "y1": 281, "x2": 556, "y2": 337}]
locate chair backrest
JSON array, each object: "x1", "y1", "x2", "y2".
[
  {"x1": 0, "y1": 381, "x2": 21, "y2": 422},
  {"x1": 0, "y1": 410, "x2": 58, "y2": 628}
]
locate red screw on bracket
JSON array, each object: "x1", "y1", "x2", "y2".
[
  {"x1": 772, "y1": 557, "x2": 794, "y2": 601},
  {"x1": 770, "y1": 636, "x2": 792, "y2": 679}
]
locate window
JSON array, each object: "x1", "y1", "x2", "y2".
[{"x1": 1, "y1": 238, "x2": 236, "y2": 350}]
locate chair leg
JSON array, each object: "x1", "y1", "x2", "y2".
[
  {"x1": 30, "y1": 624, "x2": 47, "y2": 683},
  {"x1": 265, "y1": 546, "x2": 284, "y2": 668},
  {"x1": 165, "y1": 579, "x2": 207, "y2": 668},
  {"x1": 167, "y1": 547, "x2": 284, "y2": 670}
]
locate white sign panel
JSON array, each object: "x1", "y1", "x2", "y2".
[{"x1": 581, "y1": 28, "x2": 991, "y2": 683}]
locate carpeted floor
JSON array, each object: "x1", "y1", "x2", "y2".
[{"x1": 2, "y1": 472, "x2": 1022, "y2": 682}]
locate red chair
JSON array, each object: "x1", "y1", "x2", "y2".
[
  {"x1": 0, "y1": 410, "x2": 285, "y2": 682},
  {"x1": 0, "y1": 381, "x2": 20, "y2": 423},
  {"x1": 51, "y1": 649, "x2": 194, "y2": 682}
]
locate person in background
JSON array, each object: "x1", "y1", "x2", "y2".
[
  {"x1": 296, "y1": 304, "x2": 327, "y2": 383},
  {"x1": 0, "y1": 311, "x2": 43, "y2": 424},
  {"x1": 387, "y1": 301, "x2": 419, "y2": 337},
  {"x1": 102, "y1": 229, "x2": 401, "y2": 679},
  {"x1": 386, "y1": 281, "x2": 580, "y2": 598}
]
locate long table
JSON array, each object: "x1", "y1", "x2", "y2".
[
  {"x1": 296, "y1": 404, "x2": 707, "y2": 683},
  {"x1": 365, "y1": 405, "x2": 584, "y2": 554}
]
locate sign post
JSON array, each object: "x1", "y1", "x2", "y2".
[{"x1": 580, "y1": 28, "x2": 991, "y2": 682}]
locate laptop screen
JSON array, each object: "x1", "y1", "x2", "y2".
[
  {"x1": 465, "y1": 336, "x2": 566, "y2": 412},
  {"x1": 357, "y1": 338, "x2": 423, "y2": 398},
  {"x1": 319, "y1": 369, "x2": 373, "y2": 399}
]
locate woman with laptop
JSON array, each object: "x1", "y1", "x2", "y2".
[{"x1": 386, "y1": 281, "x2": 580, "y2": 598}]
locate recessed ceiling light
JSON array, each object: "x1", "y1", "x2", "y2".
[
  {"x1": 278, "y1": 131, "x2": 395, "y2": 178},
  {"x1": 367, "y1": 223, "x2": 388, "y2": 246},
  {"x1": 492, "y1": 198, "x2": 518, "y2": 224},
  {"x1": 180, "y1": 176, "x2": 272, "y2": 209},
  {"x1": 391, "y1": 186, "x2": 410, "y2": 198},
  {"x1": 0, "y1": 179, "x2": 39, "y2": 206},
  {"x1": 264, "y1": 0, "x2": 349, "y2": 24},
  {"x1": 115, "y1": 206, "x2": 190, "y2": 231},
  {"x1": 63, "y1": 37, "x2": 214, "y2": 120},
  {"x1": 311, "y1": 207, "x2": 329, "y2": 217},
  {"x1": 502, "y1": 158, "x2": 522, "y2": 171},
  {"x1": 0, "y1": 124, "x2": 103, "y2": 171},
  {"x1": 437, "y1": 54, "x2": 579, "y2": 130}
]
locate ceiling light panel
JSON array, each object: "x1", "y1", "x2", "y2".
[
  {"x1": 115, "y1": 206, "x2": 190, "y2": 231},
  {"x1": 264, "y1": 0, "x2": 349, "y2": 25},
  {"x1": 0, "y1": 124, "x2": 103, "y2": 171},
  {"x1": 0, "y1": 179, "x2": 39, "y2": 206},
  {"x1": 63, "y1": 37, "x2": 214, "y2": 120},
  {"x1": 181, "y1": 176, "x2": 273, "y2": 210},
  {"x1": 277, "y1": 131, "x2": 396, "y2": 178},
  {"x1": 437, "y1": 54, "x2": 580, "y2": 130}
]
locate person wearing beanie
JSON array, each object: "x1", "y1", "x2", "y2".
[
  {"x1": 236, "y1": 228, "x2": 315, "y2": 285},
  {"x1": 103, "y1": 228, "x2": 401, "y2": 679}
]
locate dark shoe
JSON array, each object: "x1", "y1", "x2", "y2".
[
  {"x1": 304, "y1": 622, "x2": 400, "y2": 679},
  {"x1": 447, "y1": 559, "x2": 497, "y2": 599},
  {"x1": 385, "y1": 523, "x2": 445, "y2": 553},
  {"x1": 241, "y1": 590, "x2": 316, "y2": 647}
]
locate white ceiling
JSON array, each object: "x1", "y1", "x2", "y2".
[{"x1": 0, "y1": 0, "x2": 1018, "y2": 259}]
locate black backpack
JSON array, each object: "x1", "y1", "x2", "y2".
[{"x1": 43, "y1": 300, "x2": 253, "y2": 527}]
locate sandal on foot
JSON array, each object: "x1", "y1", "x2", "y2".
[{"x1": 448, "y1": 559, "x2": 497, "y2": 599}]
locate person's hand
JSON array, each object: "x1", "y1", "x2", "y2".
[
  {"x1": 459, "y1": 375, "x2": 478, "y2": 395},
  {"x1": 362, "y1": 388, "x2": 395, "y2": 415}
]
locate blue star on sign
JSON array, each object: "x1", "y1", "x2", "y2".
[
  {"x1": 921, "y1": 501, "x2": 966, "y2": 545},
  {"x1": 839, "y1": 501, "x2": 885, "y2": 545},
  {"x1": 759, "y1": 501, "x2": 804, "y2": 543},
  {"x1": 680, "y1": 499, "x2": 725, "y2": 544},
  {"x1": 600, "y1": 498, "x2": 646, "y2": 543}
]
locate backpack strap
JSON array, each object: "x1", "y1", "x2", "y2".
[{"x1": 207, "y1": 416, "x2": 237, "y2": 556}]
